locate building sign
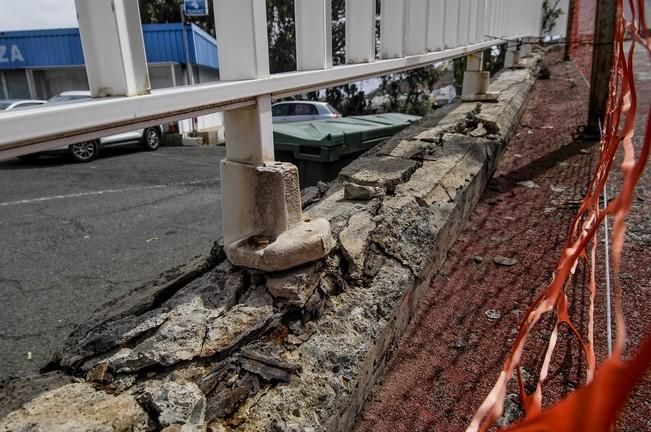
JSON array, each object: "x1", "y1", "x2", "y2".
[
  {"x1": 184, "y1": 0, "x2": 208, "y2": 16},
  {"x1": 0, "y1": 44, "x2": 25, "y2": 64}
]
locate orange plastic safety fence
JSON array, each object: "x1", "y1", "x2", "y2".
[{"x1": 466, "y1": 1, "x2": 651, "y2": 431}]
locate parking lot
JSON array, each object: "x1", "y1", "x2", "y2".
[{"x1": 0, "y1": 144, "x2": 226, "y2": 378}]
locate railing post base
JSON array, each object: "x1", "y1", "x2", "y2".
[
  {"x1": 221, "y1": 160, "x2": 335, "y2": 272},
  {"x1": 520, "y1": 36, "x2": 535, "y2": 58},
  {"x1": 461, "y1": 52, "x2": 498, "y2": 102},
  {"x1": 505, "y1": 40, "x2": 524, "y2": 69}
]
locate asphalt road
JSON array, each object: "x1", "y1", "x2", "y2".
[{"x1": 0, "y1": 144, "x2": 226, "y2": 379}]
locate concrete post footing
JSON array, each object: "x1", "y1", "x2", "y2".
[
  {"x1": 505, "y1": 48, "x2": 524, "y2": 69},
  {"x1": 461, "y1": 70, "x2": 499, "y2": 102},
  {"x1": 226, "y1": 219, "x2": 335, "y2": 272},
  {"x1": 221, "y1": 160, "x2": 335, "y2": 271}
]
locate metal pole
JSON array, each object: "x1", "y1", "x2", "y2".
[
  {"x1": 587, "y1": 0, "x2": 616, "y2": 135},
  {"x1": 180, "y1": 4, "x2": 197, "y2": 136},
  {"x1": 564, "y1": 0, "x2": 575, "y2": 61},
  {"x1": 598, "y1": 119, "x2": 612, "y2": 356},
  {"x1": 1, "y1": 71, "x2": 10, "y2": 99},
  {"x1": 603, "y1": 185, "x2": 613, "y2": 355}
]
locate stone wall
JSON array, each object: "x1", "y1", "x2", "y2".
[{"x1": 0, "y1": 54, "x2": 541, "y2": 432}]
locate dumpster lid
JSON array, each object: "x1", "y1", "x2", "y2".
[{"x1": 273, "y1": 113, "x2": 421, "y2": 143}]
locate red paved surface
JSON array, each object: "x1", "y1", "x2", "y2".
[{"x1": 355, "y1": 48, "x2": 651, "y2": 432}]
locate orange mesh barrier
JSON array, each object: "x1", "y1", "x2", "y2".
[{"x1": 467, "y1": 1, "x2": 651, "y2": 430}]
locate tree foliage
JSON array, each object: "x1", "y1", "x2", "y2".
[
  {"x1": 267, "y1": 0, "x2": 297, "y2": 73},
  {"x1": 138, "y1": 0, "x2": 215, "y2": 35},
  {"x1": 542, "y1": 0, "x2": 564, "y2": 35},
  {"x1": 380, "y1": 66, "x2": 442, "y2": 115}
]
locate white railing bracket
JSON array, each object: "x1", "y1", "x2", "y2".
[{"x1": 461, "y1": 51, "x2": 498, "y2": 102}]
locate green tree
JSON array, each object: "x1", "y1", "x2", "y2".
[
  {"x1": 138, "y1": 0, "x2": 215, "y2": 35},
  {"x1": 542, "y1": 0, "x2": 564, "y2": 35},
  {"x1": 267, "y1": 0, "x2": 297, "y2": 73},
  {"x1": 380, "y1": 65, "x2": 442, "y2": 116}
]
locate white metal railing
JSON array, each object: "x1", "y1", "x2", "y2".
[
  {"x1": 0, "y1": 0, "x2": 543, "y2": 271},
  {"x1": 0, "y1": 0, "x2": 542, "y2": 157}
]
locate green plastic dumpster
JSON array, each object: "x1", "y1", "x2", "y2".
[{"x1": 273, "y1": 113, "x2": 421, "y2": 186}]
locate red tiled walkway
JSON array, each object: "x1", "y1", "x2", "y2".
[{"x1": 355, "y1": 48, "x2": 651, "y2": 432}]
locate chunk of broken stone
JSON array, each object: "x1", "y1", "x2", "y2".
[
  {"x1": 485, "y1": 309, "x2": 502, "y2": 320},
  {"x1": 0, "y1": 383, "x2": 151, "y2": 432},
  {"x1": 451, "y1": 339, "x2": 466, "y2": 350},
  {"x1": 301, "y1": 186, "x2": 321, "y2": 208},
  {"x1": 343, "y1": 181, "x2": 385, "y2": 201},
  {"x1": 240, "y1": 357, "x2": 292, "y2": 383},
  {"x1": 265, "y1": 263, "x2": 320, "y2": 307},
  {"x1": 339, "y1": 211, "x2": 376, "y2": 276},
  {"x1": 139, "y1": 381, "x2": 206, "y2": 429},
  {"x1": 100, "y1": 300, "x2": 276, "y2": 373},
  {"x1": 496, "y1": 393, "x2": 524, "y2": 426},
  {"x1": 205, "y1": 373, "x2": 260, "y2": 421},
  {"x1": 493, "y1": 256, "x2": 518, "y2": 266},
  {"x1": 242, "y1": 349, "x2": 300, "y2": 373},
  {"x1": 516, "y1": 180, "x2": 539, "y2": 189},
  {"x1": 470, "y1": 123, "x2": 488, "y2": 137},
  {"x1": 317, "y1": 181, "x2": 329, "y2": 194}
]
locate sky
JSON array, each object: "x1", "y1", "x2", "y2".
[{"x1": 0, "y1": 0, "x2": 78, "y2": 32}]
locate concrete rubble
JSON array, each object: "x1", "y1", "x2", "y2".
[{"x1": 0, "y1": 54, "x2": 540, "y2": 432}]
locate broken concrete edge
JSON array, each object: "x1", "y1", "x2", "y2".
[{"x1": 0, "y1": 53, "x2": 542, "y2": 432}]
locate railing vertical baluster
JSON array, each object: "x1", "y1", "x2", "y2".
[
  {"x1": 405, "y1": 0, "x2": 429, "y2": 55},
  {"x1": 213, "y1": 0, "x2": 334, "y2": 272},
  {"x1": 444, "y1": 0, "x2": 459, "y2": 48},
  {"x1": 213, "y1": 0, "x2": 273, "y2": 253},
  {"x1": 296, "y1": 0, "x2": 333, "y2": 70},
  {"x1": 426, "y1": 0, "x2": 446, "y2": 52},
  {"x1": 496, "y1": 0, "x2": 501, "y2": 39},
  {"x1": 468, "y1": 0, "x2": 478, "y2": 44},
  {"x1": 457, "y1": 0, "x2": 470, "y2": 46},
  {"x1": 214, "y1": 0, "x2": 271, "y2": 163},
  {"x1": 345, "y1": 0, "x2": 376, "y2": 63},
  {"x1": 75, "y1": 0, "x2": 150, "y2": 97},
  {"x1": 533, "y1": 0, "x2": 544, "y2": 36},
  {"x1": 477, "y1": 0, "x2": 487, "y2": 42},
  {"x1": 500, "y1": 0, "x2": 506, "y2": 37},
  {"x1": 510, "y1": 0, "x2": 516, "y2": 36},
  {"x1": 486, "y1": 0, "x2": 495, "y2": 40},
  {"x1": 381, "y1": 0, "x2": 406, "y2": 58},
  {"x1": 498, "y1": 0, "x2": 509, "y2": 38},
  {"x1": 213, "y1": 0, "x2": 269, "y2": 81}
]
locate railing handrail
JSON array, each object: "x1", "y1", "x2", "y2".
[
  {"x1": 0, "y1": 0, "x2": 544, "y2": 160},
  {"x1": 0, "y1": 37, "x2": 522, "y2": 158},
  {"x1": 0, "y1": 0, "x2": 545, "y2": 270}
]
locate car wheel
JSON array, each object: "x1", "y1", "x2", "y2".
[
  {"x1": 141, "y1": 128, "x2": 162, "y2": 151},
  {"x1": 70, "y1": 140, "x2": 99, "y2": 162},
  {"x1": 17, "y1": 154, "x2": 41, "y2": 163}
]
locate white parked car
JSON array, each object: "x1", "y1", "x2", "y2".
[
  {"x1": 18, "y1": 91, "x2": 166, "y2": 163},
  {"x1": 0, "y1": 99, "x2": 46, "y2": 111},
  {"x1": 271, "y1": 101, "x2": 342, "y2": 123}
]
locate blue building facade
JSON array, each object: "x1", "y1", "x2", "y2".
[{"x1": 0, "y1": 23, "x2": 219, "y2": 100}]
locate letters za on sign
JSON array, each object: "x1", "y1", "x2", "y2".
[{"x1": 0, "y1": 45, "x2": 25, "y2": 63}]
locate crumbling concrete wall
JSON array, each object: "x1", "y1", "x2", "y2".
[{"x1": 0, "y1": 55, "x2": 540, "y2": 432}]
